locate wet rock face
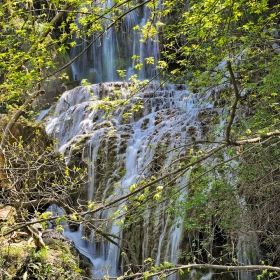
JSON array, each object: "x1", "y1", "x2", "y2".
[
  {"x1": 42, "y1": 229, "x2": 93, "y2": 275},
  {"x1": 198, "y1": 109, "x2": 219, "y2": 134},
  {"x1": 198, "y1": 109, "x2": 219, "y2": 124},
  {"x1": 45, "y1": 82, "x2": 220, "y2": 276},
  {"x1": 33, "y1": 51, "x2": 78, "y2": 110}
]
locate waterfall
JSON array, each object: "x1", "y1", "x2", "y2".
[
  {"x1": 40, "y1": 1, "x2": 263, "y2": 278},
  {"x1": 70, "y1": 2, "x2": 159, "y2": 83},
  {"x1": 45, "y1": 82, "x2": 215, "y2": 277}
]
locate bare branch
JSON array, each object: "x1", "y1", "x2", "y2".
[
  {"x1": 123, "y1": 264, "x2": 280, "y2": 279},
  {"x1": 83, "y1": 144, "x2": 227, "y2": 216},
  {"x1": 235, "y1": 131, "x2": 280, "y2": 145}
]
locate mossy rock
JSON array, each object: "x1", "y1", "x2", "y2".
[{"x1": 0, "y1": 231, "x2": 91, "y2": 279}]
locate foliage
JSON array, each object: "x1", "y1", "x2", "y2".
[{"x1": 0, "y1": 0, "x2": 152, "y2": 111}]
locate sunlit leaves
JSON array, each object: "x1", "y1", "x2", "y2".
[
  {"x1": 156, "y1": 60, "x2": 167, "y2": 69},
  {"x1": 56, "y1": 225, "x2": 64, "y2": 232},
  {"x1": 139, "y1": 21, "x2": 158, "y2": 42},
  {"x1": 248, "y1": 0, "x2": 269, "y2": 14},
  {"x1": 145, "y1": 57, "x2": 155, "y2": 65},
  {"x1": 117, "y1": 69, "x2": 126, "y2": 79},
  {"x1": 153, "y1": 193, "x2": 161, "y2": 200},
  {"x1": 134, "y1": 63, "x2": 143, "y2": 70},
  {"x1": 129, "y1": 184, "x2": 137, "y2": 192}
]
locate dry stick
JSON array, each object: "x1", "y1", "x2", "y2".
[
  {"x1": 2, "y1": 213, "x2": 104, "y2": 237},
  {"x1": 225, "y1": 60, "x2": 240, "y2": 144},
  {"x1": 16, "y1": 198, "x2": 75, "y2": 215}
]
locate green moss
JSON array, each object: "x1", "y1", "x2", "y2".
[{"x1": 44, "y1": 239, "x2": 70, "y2": 254}]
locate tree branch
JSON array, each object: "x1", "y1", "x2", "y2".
[
  {"x1": 83, "y1": 144, "x2": 226, "y2": 216},
  {"x1": 225, "y1": 61, "x2": 240, "y2": 144},
  {"x1": 123, "y1": 264, "x2": 280, "y2": 279},
  {"x1": 14, "y1": 198, "x2": 74, "y2": 215},
  {"x1": 235, "y1": 131, "x2": 280, "y2": 145}
]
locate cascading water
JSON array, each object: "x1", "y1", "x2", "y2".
[
  {"x1": 70, "y1": 2, "x2": 159, "y2": 83},
  {"x1": 45, "y1": 82, "x2": 216, "y2": 277}
]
